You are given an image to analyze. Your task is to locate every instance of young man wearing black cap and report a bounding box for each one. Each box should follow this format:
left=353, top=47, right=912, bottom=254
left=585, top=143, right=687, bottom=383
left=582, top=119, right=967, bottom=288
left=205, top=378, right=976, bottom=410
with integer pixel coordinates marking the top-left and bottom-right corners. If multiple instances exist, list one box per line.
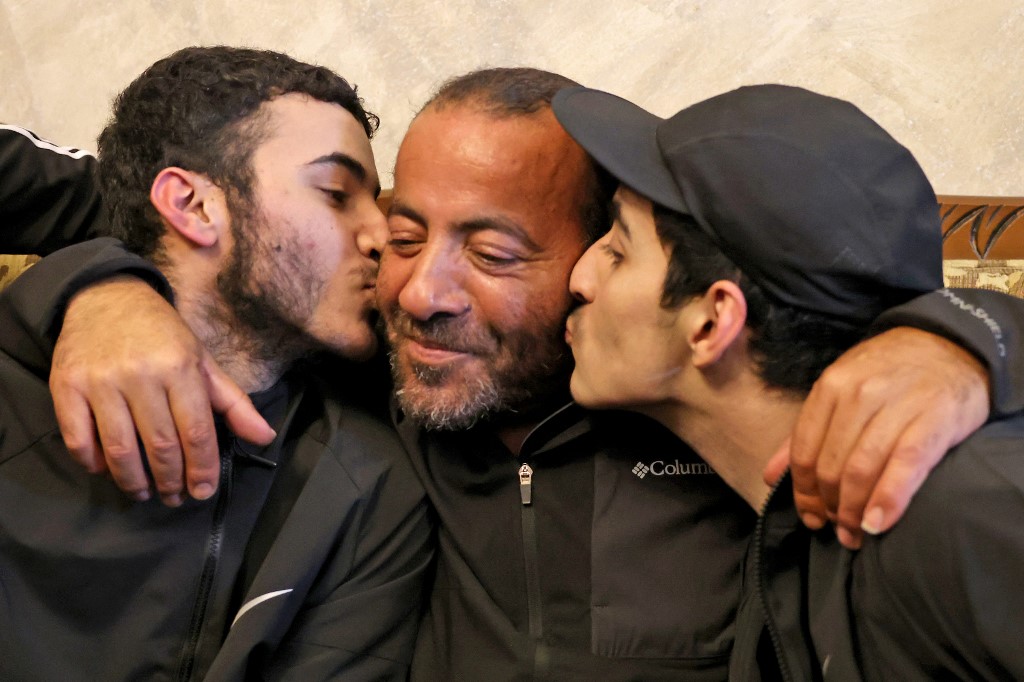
left=557, top=83, right=1024, bottom=680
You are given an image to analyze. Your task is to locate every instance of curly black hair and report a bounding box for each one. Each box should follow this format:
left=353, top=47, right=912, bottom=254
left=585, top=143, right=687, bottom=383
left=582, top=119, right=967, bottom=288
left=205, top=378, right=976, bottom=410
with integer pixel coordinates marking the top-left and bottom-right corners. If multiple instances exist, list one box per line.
left=97, top=45, right=378, bottom=258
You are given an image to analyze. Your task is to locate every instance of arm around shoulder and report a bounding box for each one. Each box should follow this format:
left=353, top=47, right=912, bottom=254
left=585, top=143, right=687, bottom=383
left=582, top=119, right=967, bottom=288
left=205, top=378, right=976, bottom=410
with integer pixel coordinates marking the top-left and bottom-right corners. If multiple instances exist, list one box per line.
left=874, top=288, right=1024, bottom=416
left=0, top=238, right=167, bottom=372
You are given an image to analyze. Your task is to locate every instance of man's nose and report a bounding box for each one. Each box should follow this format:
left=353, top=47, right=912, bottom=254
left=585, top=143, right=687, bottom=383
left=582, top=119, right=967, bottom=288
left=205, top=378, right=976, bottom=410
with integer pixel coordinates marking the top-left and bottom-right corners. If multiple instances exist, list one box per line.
left=357, top=201, right=388, bottom=262
left=397, top=243, right=472, bottom=321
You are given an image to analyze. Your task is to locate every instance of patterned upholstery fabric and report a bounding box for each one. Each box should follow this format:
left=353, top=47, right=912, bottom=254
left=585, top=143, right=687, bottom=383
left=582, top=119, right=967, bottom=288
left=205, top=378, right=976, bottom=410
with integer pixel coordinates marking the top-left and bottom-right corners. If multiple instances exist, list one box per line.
left=0, top=254, right=39, bottom=292
left=943, top=259, right=1024, bottom=298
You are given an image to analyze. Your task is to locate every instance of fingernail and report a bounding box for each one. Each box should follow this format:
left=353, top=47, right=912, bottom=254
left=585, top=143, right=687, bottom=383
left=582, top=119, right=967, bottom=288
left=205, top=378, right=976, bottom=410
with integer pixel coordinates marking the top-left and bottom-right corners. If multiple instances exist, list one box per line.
left=801, top=513, right=825, bottom=530
left=836, top=526, right=862, bottom=550
left=162, top=494, right=183, bottom=508
left=132, top=489, right=151, bottom=502
left=861, top=507, right=885, bottom=535
left=192, top=482, right=215, bottom=500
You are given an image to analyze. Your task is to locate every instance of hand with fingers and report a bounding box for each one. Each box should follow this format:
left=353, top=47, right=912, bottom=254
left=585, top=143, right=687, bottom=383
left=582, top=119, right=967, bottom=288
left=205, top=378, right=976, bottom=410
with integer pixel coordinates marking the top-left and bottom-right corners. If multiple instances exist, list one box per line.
left=765, top=327, right=991, bottom=549
left=51, top=277, right=276, bottom=506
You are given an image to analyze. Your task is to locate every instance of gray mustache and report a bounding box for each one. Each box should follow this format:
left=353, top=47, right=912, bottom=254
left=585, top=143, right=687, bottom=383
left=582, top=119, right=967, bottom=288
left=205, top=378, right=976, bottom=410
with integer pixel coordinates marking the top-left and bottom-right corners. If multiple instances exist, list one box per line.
left=386, top=309, right=498, bottom=356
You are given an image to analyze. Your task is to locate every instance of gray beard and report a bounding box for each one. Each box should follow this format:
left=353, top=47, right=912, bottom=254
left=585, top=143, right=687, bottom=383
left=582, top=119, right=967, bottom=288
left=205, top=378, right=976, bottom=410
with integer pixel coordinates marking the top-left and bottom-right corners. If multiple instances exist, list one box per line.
left=382, top=299, right=574, bottom=433
left=388, top=349, right=513, bottom=431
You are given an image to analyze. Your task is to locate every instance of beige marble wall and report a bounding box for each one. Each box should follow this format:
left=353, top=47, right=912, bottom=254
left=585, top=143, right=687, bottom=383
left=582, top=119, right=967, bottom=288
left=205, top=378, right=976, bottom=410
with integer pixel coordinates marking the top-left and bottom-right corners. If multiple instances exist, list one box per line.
left=2, top=0, right=1021, bottom=194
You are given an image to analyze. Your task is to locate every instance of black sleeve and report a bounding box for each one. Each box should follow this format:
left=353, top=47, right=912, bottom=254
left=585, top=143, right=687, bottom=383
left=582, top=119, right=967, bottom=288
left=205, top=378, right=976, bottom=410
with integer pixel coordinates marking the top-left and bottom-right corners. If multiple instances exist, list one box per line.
left=873, top=288, right=1024, bottom=417
left=0, top=238, right=169, bottom=376
left=856, top=426, right=1024, bottom=679
left=248, top=399, right=435, bottom=681
left=264, top=467, right=434, bottom=681
left=0, top=125, right=107, bottom=254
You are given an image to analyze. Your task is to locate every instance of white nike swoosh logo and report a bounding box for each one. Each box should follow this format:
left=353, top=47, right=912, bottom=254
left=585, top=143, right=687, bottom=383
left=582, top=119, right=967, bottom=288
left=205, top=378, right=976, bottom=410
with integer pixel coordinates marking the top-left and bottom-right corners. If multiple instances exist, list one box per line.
left=231, top=589, right=294, bottom=628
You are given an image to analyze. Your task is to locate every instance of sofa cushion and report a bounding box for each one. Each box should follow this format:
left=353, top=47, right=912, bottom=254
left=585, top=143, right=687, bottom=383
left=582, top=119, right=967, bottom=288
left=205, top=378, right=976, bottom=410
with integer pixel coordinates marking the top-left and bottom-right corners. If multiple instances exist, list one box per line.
left=0, top=254, right=39, bottom=292
left=943, top=259, right=1024, bottom=298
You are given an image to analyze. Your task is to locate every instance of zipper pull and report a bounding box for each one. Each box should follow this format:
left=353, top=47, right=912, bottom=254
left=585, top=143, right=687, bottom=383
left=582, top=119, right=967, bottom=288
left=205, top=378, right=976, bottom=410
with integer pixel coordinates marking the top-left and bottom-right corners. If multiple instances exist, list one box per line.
left=519, top=464, right=534, bottom=506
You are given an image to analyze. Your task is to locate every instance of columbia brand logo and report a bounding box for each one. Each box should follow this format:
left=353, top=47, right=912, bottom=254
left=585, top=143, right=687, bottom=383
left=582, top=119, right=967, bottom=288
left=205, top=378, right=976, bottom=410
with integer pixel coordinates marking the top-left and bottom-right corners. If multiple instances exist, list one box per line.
left=632, top=459, right=717, bottom=478
left=632, top=462, right=650, bottom=479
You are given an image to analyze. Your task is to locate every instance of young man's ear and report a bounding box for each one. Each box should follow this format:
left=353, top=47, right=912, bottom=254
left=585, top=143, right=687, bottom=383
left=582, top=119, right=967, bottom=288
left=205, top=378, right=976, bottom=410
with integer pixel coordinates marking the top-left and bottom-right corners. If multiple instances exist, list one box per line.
left=688, top=280, right=748, bottom=367
left=150, top=168, right=227, bottom=248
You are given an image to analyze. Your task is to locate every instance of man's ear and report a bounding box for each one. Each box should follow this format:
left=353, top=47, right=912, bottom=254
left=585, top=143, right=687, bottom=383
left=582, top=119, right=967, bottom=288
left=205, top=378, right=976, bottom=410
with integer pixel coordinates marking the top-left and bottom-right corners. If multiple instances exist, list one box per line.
left=688, top=280, right=748, bottom=368
left=150, top=167, right=226, bottom=248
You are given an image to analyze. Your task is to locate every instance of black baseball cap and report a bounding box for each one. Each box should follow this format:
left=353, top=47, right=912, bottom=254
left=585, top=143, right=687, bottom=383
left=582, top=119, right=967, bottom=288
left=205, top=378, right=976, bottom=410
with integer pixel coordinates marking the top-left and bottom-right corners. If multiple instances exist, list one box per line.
left=552, top=84, right=943, bottom=326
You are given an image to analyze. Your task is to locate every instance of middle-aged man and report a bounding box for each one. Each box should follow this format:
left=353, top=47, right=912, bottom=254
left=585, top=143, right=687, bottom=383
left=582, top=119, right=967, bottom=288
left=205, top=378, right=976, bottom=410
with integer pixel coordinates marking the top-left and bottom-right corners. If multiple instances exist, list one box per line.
left=0, top=47, right=432, bottom=680
left=8, top=67, right=1024, bottom=680
left=378, top=68, right=1024, bottom=680
left=557, top=83, right=1024, bottom=680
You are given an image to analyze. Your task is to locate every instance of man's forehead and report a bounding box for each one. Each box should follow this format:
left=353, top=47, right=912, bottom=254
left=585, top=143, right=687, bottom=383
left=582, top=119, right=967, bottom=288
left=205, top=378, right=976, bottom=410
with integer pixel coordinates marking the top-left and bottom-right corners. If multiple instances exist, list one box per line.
left=256, top=94, right=378, bottom=184
left=394, top=105, right=589, bottom=211
left=404, top=104, right=581, bottom=162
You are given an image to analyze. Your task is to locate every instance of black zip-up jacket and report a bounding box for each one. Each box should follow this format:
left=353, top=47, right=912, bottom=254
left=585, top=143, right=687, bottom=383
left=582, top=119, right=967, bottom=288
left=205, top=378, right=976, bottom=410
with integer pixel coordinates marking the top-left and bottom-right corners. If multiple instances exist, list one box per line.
left=0, top=240, right=434, bottom=679
left=731, top=413, right=1024, bottom=681
left=397, top=402, right=756, bottom=680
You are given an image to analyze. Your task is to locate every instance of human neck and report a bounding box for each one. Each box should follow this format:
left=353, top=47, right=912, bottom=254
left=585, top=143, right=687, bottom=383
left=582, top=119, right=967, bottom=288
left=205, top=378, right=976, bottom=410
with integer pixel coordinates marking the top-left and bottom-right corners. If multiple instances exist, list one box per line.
left=495, top=389, right=573, bottom=455
left=498, top=422, right=535, bottom=455
left=647, top=372, right=804, bottom=512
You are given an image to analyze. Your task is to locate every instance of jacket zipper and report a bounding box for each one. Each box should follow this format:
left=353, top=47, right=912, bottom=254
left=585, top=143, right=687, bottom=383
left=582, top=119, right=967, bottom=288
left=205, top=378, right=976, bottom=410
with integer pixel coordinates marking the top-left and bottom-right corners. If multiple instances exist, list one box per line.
left=176, top=447, right=234, bottom=681
left=519, top=463, right=534, bottom=505
left=754, top=476, right=794, bottom=682
left=518, top=463, right=546, bottom=671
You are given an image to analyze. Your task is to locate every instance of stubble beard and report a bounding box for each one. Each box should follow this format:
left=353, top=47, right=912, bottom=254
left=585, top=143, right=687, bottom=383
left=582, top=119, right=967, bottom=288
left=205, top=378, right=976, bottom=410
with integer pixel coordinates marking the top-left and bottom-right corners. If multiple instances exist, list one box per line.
left=384, top=307, right=573, bottom=431
left=209, top=196, right=325, bottom=381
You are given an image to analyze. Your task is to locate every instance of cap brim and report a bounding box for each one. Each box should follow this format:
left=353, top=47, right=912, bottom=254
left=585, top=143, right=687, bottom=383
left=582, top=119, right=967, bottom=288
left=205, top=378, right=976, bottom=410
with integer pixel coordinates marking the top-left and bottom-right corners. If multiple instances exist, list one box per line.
left=552, top=87, right=689, bottom=214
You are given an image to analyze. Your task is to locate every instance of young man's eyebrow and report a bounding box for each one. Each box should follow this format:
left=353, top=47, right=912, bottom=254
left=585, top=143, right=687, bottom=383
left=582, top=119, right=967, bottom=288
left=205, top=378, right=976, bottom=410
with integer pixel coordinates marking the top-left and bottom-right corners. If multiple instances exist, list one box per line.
left=610, top=199, right=632, bottom=241
left=306, top=152, right=381, bottom=197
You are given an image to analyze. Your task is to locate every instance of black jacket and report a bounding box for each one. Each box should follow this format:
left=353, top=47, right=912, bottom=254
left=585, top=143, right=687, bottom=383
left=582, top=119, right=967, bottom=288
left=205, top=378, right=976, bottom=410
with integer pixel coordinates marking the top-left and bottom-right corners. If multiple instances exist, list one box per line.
left=398, top=402, right=756, bottom=681
left=728, top=283, right=1024, bottom=682
left=0, top=240, right=434, bottom=680
left=731, top=415, right=1024, bottom=681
